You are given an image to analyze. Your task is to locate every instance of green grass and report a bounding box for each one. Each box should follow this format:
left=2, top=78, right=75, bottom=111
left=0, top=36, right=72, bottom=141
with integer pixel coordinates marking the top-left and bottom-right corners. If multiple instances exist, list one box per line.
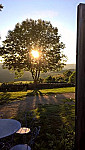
left=0, top=87, right=75, bottom=104
left=12, top=81, right=33, bottom=84
left=0, top=91, right=30, bottom=104
left=40, top=87, right=75, bottom=94
left=13, top=101, right=75, bottom=150
left=0, top=81, right=34, bottom=84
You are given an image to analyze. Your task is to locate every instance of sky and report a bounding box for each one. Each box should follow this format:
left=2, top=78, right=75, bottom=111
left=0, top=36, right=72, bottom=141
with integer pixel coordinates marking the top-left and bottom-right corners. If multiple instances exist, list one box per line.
left=0, top=0, right=85, bottom=64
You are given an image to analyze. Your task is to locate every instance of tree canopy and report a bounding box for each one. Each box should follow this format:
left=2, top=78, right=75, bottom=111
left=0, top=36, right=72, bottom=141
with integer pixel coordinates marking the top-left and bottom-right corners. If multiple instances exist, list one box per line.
left=0, top=4, right=3, bottom=11
left=1, top=19, right=67, bottom=83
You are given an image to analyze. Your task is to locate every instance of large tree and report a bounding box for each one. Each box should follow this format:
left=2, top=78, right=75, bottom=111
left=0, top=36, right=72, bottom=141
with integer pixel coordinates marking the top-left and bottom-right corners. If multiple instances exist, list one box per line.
left=0, top=4, right=3, bottom=11
left=1, top=19, right=67, bottom=83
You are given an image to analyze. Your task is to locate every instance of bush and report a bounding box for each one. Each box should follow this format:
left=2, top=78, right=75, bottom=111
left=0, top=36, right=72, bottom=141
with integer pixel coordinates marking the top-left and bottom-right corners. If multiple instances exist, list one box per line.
left=45, top=76, right=53, bottom=83
left=56, top=76, right=65, bottom=82
left=63, top=70, right=72, bottom=77
left=68, top=71, right=76, bottom=84
left=39, top=78, right=44, bottom=83
left=63, top=70, right=72, bottom=82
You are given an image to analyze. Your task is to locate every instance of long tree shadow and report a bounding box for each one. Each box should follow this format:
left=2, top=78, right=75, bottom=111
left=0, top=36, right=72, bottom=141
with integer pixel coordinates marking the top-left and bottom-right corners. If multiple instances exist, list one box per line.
left=27, top=89, right=43, bottom=96
left=32, top=103, right=75, bottom=150
left=12, top=99, right=75, bottom=150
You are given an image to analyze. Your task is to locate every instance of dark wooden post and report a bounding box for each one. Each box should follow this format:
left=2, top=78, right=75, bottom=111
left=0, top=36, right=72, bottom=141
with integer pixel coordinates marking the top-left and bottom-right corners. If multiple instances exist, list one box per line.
left=76, top=3, right=85, bottom=150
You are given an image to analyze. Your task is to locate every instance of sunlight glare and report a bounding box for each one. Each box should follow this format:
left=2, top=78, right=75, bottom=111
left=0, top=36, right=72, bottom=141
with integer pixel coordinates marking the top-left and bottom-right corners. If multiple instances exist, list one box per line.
left=31, top=50, right=39, bottom=58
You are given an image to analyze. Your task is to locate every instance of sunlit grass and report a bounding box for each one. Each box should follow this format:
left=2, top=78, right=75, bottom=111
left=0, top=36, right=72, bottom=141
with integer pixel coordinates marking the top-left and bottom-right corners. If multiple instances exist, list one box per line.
left=9, top=81, right=33, bottom=84
left=0, top=87, right=75, bottom=104
left=0, top=91, right=29, bottom=104
left=8, top=91, right=29, bottom=99
left=40, top=87, right=75, bottom=94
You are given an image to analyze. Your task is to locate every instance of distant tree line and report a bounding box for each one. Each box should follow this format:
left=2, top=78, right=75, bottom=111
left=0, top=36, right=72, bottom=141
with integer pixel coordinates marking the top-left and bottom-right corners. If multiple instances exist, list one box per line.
left=0, top=70, right=75, bottom=92
left=39, top=70, right=76, bottom=84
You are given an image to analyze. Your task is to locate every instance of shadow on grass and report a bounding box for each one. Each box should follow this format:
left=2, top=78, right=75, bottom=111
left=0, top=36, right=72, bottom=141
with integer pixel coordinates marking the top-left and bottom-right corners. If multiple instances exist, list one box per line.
left=13, top=100, right=75, bottom=150
left=0, top=92, right=11, bottom=105
left=33, top=104, right=75, bottom=150
left=27, top=89, right=43, bottom=96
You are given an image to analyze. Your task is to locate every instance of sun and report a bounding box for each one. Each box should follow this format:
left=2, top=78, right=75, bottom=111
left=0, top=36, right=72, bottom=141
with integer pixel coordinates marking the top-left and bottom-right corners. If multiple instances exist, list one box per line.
left=31, top=50, right=39, bottom=58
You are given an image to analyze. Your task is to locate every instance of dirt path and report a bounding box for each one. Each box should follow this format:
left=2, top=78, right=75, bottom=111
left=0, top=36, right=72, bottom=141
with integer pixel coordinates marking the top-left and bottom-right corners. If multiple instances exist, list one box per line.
left=0, top=93, right=75, bottom=118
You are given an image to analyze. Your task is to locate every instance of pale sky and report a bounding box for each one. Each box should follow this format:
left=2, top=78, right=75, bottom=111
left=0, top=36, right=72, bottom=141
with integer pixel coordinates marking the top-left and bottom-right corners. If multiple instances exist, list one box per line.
left=0, top=0, right=85, bottom=64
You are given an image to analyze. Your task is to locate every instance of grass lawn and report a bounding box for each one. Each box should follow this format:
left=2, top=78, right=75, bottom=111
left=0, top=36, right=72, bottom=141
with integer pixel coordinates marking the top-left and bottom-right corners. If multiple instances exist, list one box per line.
left=12, top=81, right=33, bottom=84
left=40, top=87, right=75, bottom=94
left=13, top=101, right=75, bottom=150
left=0, top=87, right=75, bottom=104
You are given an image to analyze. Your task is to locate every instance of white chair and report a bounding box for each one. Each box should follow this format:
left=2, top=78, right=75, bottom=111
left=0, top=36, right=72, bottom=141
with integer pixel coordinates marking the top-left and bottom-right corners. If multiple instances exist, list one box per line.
left=16, top=113, right=30, bottom=134
left=10, top=126, right=41, bottom=150
left=16, top=112, right=35, bottom=134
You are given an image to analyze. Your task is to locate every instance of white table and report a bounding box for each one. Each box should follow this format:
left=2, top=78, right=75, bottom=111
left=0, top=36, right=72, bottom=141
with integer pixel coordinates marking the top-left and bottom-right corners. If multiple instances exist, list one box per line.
left=0, top=119, right=21, bottom=139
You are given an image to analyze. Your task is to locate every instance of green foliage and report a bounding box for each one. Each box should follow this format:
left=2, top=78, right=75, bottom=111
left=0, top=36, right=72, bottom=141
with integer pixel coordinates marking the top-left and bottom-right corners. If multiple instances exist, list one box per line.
left=1, top=19, right=67, bottom=83
left=63, top=70, right=72, bottom=82
left=56, top=76, right=65, bottom=82
left=0, top=4, right=3, bottom=11
left=45, top=74, right=65, bottom=83
left=69, top=71, right=76, bottom=84
left=52, top=77, right=56, bottom=83
left=63, top=70, right=72, bottom=77
left=45, top=75, right=53, bottom=83
left=44, top=70, right=74, bottom=83
left=38, top=77, right=44, bottom=83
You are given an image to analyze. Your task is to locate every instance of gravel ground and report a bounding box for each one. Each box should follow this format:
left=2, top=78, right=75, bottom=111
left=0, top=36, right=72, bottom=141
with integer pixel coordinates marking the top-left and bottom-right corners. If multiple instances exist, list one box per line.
left=0, top=93, right=75, bottom=118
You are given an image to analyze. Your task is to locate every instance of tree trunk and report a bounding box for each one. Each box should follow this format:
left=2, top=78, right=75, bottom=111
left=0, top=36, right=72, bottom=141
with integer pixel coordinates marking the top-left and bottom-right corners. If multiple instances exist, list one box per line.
left=31, top=68, right=40, bottom=89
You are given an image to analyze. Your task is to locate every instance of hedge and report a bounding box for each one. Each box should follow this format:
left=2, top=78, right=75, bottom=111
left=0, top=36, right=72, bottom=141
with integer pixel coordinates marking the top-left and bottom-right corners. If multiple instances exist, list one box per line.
left=0, top=83, right=75, bottom=92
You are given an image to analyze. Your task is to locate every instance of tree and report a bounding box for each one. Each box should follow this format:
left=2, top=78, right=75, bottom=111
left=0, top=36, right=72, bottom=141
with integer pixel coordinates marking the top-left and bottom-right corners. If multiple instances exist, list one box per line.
left=45, top=76, right=53, bottom=83
left=0, top=4, right=3, bottom=11
left=1, top=19, right=67, bottom=83
left=56, top=76, right=64, bottom=82
left=63, top=70, right=72, bottom=82
left=68, top=71, right=76, bottom=84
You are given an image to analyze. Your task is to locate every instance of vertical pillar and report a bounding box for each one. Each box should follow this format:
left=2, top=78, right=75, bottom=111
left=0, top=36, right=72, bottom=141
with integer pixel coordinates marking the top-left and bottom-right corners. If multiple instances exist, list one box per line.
left=76, top=3, right=85, bottom=150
